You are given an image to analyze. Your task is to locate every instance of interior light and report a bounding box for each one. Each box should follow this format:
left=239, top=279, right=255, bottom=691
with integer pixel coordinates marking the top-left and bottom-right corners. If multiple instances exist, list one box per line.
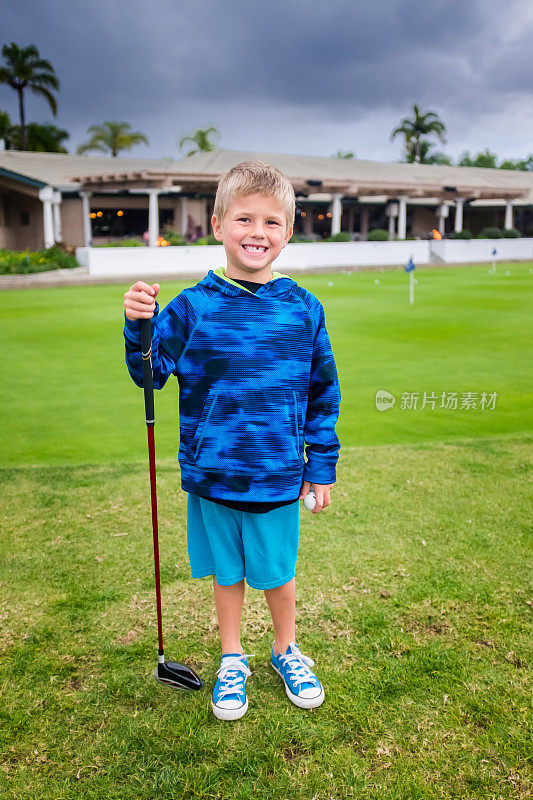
left=96, top=211, right=103, bottom=218
left=117, top=210, right=124, bottom=216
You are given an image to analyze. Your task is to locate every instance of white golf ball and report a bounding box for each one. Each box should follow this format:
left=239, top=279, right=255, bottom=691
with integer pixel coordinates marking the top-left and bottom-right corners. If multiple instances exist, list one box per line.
left=303, top=489, right=316, bottom=511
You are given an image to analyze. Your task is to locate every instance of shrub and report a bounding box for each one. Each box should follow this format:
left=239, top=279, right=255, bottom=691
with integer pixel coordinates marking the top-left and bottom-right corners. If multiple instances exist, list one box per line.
left=160, top=230, right=187, bottom=246
left=502, top=228, right=521, bottom=238
left=449, top=229, right=473, bottom=239
left=323, top=231, right=352, bottom=242
left=95, top=238, right=144, bottom=247
left=367, top=229, right=389, bottom=241
left=479, top=227, right=502, bottom=239
left=193, top=235, right=220, bottom=246
left=289, top=233, right=314, bottom=243
left=0, top=246, right=79, bottom=275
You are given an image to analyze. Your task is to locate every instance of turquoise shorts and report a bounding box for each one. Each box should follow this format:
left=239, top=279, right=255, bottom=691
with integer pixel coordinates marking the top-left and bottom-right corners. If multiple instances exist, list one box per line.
left=186, top=493, right=300, bottom=590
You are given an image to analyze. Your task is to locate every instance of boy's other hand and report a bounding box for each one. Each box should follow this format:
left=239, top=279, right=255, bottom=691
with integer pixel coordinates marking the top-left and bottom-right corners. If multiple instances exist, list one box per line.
left=124, top=281, right=160, bottom=321
left=299, top=481, right=333, bottom=514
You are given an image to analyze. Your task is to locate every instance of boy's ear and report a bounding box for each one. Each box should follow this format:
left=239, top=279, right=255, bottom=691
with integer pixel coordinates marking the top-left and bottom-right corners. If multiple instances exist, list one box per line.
left=283, top=225, right=294, bottom=245
left=211, top=213, right=224, bottom=242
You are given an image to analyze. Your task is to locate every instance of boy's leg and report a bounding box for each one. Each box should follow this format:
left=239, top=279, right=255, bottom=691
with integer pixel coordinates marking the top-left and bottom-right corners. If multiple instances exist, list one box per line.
left=264, top=577, right=296, bottom=655
left=212, top=575, right=245, bottom=654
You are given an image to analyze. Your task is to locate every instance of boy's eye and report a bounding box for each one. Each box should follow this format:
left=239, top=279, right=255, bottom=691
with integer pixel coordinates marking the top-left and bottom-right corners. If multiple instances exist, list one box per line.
left=238, top=217, right=250, bottom=222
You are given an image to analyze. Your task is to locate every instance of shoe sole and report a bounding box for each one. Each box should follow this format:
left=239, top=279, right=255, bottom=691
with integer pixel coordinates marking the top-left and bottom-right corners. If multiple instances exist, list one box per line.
left=270, top=661, right=325, bottom=709
left=211, top=697, right=248, bottom=721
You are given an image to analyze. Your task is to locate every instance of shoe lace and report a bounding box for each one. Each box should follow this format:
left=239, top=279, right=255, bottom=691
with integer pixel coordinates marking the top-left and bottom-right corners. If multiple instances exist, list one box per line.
left=278, top=644, right=316, bottom=687
left=215, top=654, right=254, bottom=699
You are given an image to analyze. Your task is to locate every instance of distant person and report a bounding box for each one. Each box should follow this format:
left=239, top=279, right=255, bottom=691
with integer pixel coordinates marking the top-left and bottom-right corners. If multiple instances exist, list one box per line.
left=123, top=160, right=341, bottom=721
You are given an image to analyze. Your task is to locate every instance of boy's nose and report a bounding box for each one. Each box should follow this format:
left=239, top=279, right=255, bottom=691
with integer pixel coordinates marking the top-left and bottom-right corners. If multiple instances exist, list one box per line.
left=250, top=222, right=267, bottom=238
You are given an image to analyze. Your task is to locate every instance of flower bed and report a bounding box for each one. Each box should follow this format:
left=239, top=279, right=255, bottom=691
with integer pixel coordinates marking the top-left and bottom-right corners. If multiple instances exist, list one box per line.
left=0, top=246, right=79, bottom=275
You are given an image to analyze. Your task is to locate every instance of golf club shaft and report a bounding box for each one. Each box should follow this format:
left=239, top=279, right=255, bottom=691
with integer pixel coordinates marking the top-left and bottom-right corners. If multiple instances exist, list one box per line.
left=141, top=318, right=164, bottom=656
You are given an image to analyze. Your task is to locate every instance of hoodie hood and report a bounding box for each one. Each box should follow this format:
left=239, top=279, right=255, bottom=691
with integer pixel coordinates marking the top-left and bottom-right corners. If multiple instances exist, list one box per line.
left=198, top=266, right=297, bottom=298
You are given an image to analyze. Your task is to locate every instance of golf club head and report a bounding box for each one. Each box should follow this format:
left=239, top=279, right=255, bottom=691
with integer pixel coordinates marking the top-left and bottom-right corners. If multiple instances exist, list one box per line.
left=154, top=660, right=204, bottom=691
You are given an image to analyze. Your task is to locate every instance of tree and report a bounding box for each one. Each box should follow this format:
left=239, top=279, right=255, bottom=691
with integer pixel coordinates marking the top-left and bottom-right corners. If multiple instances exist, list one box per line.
left=391, top=103, right=447, bottom=163
left=499, top=155, right=533, bottom=171
left=403, top=138, right=452, bottom=165
left=0, top=43, right=59, bottom=151
left=178, top=126, right=219, bottom=156
left=0, top=109, right=14, bottom=149
left=9, top=121, right=69, bottom=152
left=458, top=149, right=498, bottom=168
left=77, top=121, right=148, bottom=157
left=333, top=150, right=355, bottom=159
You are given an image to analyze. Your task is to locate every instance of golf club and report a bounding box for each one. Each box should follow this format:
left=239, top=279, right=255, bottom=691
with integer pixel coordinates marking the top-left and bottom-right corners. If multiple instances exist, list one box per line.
left=140, top=317, right=203, bottom=691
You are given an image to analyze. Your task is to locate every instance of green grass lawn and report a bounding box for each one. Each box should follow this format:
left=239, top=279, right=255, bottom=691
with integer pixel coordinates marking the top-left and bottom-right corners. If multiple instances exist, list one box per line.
left=1, top=262, right=531, bottom=465
left=1, top=263, right=532, bottom=799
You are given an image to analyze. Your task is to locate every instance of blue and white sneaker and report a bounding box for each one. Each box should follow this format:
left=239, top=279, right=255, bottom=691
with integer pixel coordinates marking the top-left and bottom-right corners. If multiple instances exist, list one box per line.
left=270, top=641, right=325, bottom=709
left=211, top=652, right=254, bottom=721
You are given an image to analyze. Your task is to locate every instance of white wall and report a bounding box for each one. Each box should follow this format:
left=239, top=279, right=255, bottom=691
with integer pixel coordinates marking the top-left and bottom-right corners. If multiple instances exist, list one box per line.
left=77, top=238, right=533, bottom=278
left=430, top=238, right=533, bottom=263
left=276, top=240, right=430, bottom=269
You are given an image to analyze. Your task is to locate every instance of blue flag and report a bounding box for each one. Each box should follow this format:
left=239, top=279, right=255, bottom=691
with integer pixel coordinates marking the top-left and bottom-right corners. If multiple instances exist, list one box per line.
left=405, top=257, right=416, bottom=272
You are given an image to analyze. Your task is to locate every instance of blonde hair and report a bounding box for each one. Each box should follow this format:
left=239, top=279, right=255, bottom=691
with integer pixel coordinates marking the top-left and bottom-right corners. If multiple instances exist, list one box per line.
left=213, top=160, right=295, bottom=233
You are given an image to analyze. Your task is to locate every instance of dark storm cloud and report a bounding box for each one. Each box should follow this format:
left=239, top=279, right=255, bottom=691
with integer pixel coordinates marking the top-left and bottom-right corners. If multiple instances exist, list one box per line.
left=1, top=0, right=532, bottom=156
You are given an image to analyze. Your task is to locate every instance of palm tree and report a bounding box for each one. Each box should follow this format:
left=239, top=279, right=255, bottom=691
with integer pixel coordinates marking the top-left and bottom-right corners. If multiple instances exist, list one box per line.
left=10, top=122, right=69, bottom=153
left=404, top=138, right=451, bottom=165
left=77, top=121, right=148, bottom=157
left=0, top=43, right=59, bottom=151
left=178, top=126, right=219, bottom=156
left=391, top=103, right=446, bottom=163
left=0, top=110, right=13, bottom=149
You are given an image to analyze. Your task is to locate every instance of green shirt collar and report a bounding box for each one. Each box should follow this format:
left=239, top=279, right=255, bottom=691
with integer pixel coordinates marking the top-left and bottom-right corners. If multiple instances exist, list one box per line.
left=214, top=265, right=290, bottom=291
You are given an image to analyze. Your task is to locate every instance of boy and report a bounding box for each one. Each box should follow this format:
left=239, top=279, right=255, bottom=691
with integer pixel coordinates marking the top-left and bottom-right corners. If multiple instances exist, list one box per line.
left=123, top=161, right=341, bottom=721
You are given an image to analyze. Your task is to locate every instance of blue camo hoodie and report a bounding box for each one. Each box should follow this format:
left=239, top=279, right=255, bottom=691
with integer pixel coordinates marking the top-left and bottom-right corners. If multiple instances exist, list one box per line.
left=124, top=266, right=341, bottom=503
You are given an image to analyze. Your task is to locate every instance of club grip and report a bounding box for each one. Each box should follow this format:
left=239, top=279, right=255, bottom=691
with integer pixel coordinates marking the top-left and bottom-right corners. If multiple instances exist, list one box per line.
left=140, top=318, right=155, bottom=425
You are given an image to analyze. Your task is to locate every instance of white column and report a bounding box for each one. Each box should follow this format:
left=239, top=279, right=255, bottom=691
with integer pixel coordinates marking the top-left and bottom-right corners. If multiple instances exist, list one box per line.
left=180, top=197, right=188, bottom=236
left=504, top=201, right=513, bottom=230
left=148, top=189, right=161, bottom=247
left=386, top=202, right=398, bottom=239
left=39, top=187, right=55, bottom=249
left=438, top=203, right=449, bottom=235
left=331, top=193, right=343, bottom=236
left=454, top=198, right=464, bottom=232
left=397, top=195, right=407, bottom=240
left=80, top=191, right=92, bottom=247
left=52, top=191, right=62, bottom=243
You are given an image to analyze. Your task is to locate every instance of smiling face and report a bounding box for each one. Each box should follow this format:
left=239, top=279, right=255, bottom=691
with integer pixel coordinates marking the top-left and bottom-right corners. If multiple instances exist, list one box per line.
left=211, top=193, right=293, bottom=283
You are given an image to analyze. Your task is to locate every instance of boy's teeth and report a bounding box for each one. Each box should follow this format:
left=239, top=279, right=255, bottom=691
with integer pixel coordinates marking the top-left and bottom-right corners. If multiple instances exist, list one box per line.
left=243, top=245, right=266, bottom=252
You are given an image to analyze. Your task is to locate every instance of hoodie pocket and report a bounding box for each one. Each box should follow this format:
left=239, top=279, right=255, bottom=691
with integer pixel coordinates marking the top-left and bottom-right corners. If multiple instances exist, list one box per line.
left=193, top=387, right=303, bottom=473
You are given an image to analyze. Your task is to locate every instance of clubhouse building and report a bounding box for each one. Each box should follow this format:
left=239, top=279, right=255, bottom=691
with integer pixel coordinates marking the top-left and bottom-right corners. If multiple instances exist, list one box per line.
left=1, top=148, right=533, bottom=250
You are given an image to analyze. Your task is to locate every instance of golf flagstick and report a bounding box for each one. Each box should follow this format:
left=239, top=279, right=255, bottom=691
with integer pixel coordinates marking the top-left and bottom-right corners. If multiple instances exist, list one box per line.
left=140, top=318, right=203, bottom=691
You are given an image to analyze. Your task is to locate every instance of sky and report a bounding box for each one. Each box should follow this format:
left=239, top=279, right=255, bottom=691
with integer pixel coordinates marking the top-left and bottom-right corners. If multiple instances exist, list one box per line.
left=2, top=0, right=533, bottom=164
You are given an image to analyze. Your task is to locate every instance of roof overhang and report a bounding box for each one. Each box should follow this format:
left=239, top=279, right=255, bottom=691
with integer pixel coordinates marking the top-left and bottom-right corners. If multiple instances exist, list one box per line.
left=71, top=168, right=531, bottom=204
